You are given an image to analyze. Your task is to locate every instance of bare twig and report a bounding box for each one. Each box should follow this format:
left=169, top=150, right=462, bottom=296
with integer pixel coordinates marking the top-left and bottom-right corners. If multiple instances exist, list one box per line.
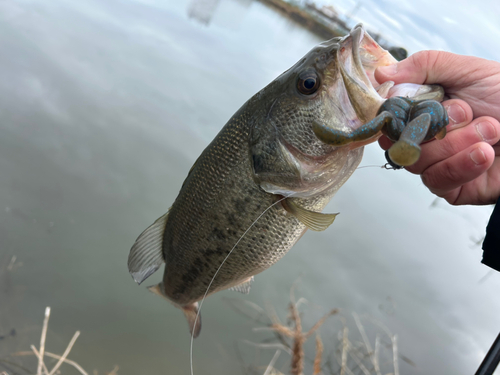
left=263, top=350, right=281, bottom=375
left=267, top=303, right=284, bottom=328
left=367, top=316, right=400, bottom=375
left=353, top=313, right=382, bottom=375
left=289, top=303, right=305, bottom=375
left=31, top=345, right=50, bottom=375
left=295, top=298, right=308, bottom=311
left=48, top=331, right=81, bottom=375
left=347, top=347, right=371, bottom=375
left=107, top=365, right=119, bottom=375
left=392, top=335, right=399, bottom=375
left=373, top=335, right=381, bottom=375
left=313, top=333, right=323, bottom=375
left=241, top=340, right=293, bottom=356
left=37, top=307, right=51, bottom=375
left=223, top=297, right=268, bottom=324
left=11, top=308, right=115, bottom=375
left=13, top=351, right=89, bottom=375
left=340, top=327, right=348, bottom=375
left=305, top=309, right=338, bottom=339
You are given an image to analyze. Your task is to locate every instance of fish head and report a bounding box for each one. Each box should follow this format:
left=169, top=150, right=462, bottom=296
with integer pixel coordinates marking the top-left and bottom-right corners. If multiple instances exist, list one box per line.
left=250, top=24, right=440, bottom=198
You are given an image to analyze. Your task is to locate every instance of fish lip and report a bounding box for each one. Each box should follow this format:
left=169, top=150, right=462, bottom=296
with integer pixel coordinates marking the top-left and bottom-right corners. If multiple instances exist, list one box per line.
left=330, top=24, right=386, bottom=130
left=350, top=25, right=370, bottom=82
left=340, top=23, right=378, bottom=94
left=347, top=24, right=387, bottom=81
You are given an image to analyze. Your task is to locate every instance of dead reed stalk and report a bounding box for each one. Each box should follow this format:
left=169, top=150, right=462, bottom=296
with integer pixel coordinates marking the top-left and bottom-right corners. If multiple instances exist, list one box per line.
left=8, top=307, right=118, bottom=375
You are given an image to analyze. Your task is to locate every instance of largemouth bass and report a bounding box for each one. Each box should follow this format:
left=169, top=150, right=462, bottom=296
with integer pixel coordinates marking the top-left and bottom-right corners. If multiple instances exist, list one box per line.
left=128, top=25, right=444, bottom=337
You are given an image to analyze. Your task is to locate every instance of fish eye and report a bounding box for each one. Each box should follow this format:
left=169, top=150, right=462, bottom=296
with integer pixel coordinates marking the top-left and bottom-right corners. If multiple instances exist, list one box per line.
left=297, top=70, right=320, bottom=95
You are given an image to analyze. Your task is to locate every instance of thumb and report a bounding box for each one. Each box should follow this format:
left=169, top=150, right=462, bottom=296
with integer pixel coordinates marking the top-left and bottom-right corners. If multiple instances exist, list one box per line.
left=375, top=50, right=465, bottom=86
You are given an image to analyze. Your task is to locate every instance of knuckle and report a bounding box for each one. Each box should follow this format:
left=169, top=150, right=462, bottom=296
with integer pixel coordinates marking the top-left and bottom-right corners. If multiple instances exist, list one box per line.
left=412, top=50, right=452, bottom=83
left=440, top=137, right=463, bottom=158
left=422, top=160, right=460, bottom=190
left=412, top=50, right=436, bottom=72
left=440, top=160, right=462, bottom=184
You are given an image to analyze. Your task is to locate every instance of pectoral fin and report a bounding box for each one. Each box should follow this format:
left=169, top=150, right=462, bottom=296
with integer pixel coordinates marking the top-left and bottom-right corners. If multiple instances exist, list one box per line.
left=228, top=276, right=254, bottom=294
left=282, top=199, right=338, bottom=232
left=128, top=211, right=169, bottom=284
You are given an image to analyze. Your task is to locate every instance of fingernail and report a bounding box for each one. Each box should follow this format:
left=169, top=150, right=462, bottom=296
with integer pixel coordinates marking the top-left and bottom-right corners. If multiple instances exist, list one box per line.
left=476, top=121, right=497, bottom=142
left=377, top=64, right=398, bottom=76
left=470, top=147, right=486, bottom=165
left=445, top=104, right=466, bottom=128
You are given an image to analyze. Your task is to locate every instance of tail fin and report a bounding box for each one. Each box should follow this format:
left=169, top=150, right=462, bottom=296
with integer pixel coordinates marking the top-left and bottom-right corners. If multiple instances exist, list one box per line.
left=147, top=283, right=202, bottom=338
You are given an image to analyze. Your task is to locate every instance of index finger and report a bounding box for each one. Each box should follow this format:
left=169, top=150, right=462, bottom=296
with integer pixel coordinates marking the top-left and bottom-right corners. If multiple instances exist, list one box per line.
left=374, top=50, right=491, bottom=88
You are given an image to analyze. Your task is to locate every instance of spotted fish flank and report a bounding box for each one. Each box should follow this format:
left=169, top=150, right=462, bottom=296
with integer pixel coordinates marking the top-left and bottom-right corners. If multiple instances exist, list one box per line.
left=128, top=24, right=447, bottom=338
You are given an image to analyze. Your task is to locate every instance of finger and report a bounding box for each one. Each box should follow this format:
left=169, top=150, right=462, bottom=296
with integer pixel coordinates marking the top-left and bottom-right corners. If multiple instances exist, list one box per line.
left=453, top=157, right=500, bottom=205
left=378, top=135, right=392, bottom=150
left=406, top=116, right=500, bottom=174
left=441, top=99, right=472, bottom=130
left=420, top=142, right=495, bottom=203
left=494, top=141, right=500, bottom=156
left=374, top=50, right=483, bottom=87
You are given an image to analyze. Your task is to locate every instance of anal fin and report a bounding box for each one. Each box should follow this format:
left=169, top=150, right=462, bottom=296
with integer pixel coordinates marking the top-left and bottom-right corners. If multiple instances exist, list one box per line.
left=128, top=211, right=169, bottom=284
left=228, top=276, right=254, bottom=294
left=282, top=199, right=338, bottom=232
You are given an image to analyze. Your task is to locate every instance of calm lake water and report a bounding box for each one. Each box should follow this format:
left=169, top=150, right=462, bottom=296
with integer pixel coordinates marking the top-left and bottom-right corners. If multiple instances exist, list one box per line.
left=0, top=0, right=499, bottom=374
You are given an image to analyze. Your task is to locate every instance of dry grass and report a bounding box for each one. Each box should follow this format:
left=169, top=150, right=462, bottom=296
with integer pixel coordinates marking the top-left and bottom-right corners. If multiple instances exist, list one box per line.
left=228, top=286, right=407, bottom=375
left=6, top=306, right=118, bottom=375
left=1, top=255, right=118, bottom=375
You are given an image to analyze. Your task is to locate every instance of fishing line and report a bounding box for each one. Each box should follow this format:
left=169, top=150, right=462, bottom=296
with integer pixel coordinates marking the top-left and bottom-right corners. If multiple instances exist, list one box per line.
left=356, top=164, right=400, bottom=170
left=190, top=193, right=295, bottom=375
left=356, top=164, right=385, bottom=169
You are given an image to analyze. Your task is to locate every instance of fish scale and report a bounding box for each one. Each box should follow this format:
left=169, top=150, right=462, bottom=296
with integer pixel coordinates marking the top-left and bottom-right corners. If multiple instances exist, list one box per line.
left=127, top=24, right=445, bottom=338
left=163, top=109, right=312, bottom=305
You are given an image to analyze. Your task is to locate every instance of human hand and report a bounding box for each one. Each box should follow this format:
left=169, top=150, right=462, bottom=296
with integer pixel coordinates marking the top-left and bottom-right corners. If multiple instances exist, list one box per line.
left=376, top=51, right=500, bottom=205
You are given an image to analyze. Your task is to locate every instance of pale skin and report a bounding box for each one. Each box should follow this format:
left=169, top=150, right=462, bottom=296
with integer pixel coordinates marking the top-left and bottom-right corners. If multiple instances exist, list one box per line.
left=375, top=51, right=500, bottom=205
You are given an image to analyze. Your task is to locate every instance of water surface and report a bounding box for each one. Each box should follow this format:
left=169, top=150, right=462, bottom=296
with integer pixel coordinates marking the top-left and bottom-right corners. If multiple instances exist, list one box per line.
left=0, top=0, right=499, bottom=374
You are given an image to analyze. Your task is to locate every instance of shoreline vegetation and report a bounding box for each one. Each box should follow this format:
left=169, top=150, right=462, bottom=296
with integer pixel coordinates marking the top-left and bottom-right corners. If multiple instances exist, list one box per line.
left=1, top=254, right=408, bottom=374
left=1, top=306, right=118, bottom=375
left=0, top=256, right=117, bottom=375
left=256, top=0, right=408, bottom=60
left=225, top=284, right=410, bottom=375
left=257, top=0, right=348, bottom=40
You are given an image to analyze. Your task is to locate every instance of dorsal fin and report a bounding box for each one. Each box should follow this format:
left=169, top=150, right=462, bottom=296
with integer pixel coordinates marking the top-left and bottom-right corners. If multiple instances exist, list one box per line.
left=128, top=211, right=169, bottom=284
left=228, top=276, right=254, bottom=294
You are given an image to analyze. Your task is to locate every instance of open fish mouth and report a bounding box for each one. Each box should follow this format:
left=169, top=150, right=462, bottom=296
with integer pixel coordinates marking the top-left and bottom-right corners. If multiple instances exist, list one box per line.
left=331, top=24, right=443, bottom=132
